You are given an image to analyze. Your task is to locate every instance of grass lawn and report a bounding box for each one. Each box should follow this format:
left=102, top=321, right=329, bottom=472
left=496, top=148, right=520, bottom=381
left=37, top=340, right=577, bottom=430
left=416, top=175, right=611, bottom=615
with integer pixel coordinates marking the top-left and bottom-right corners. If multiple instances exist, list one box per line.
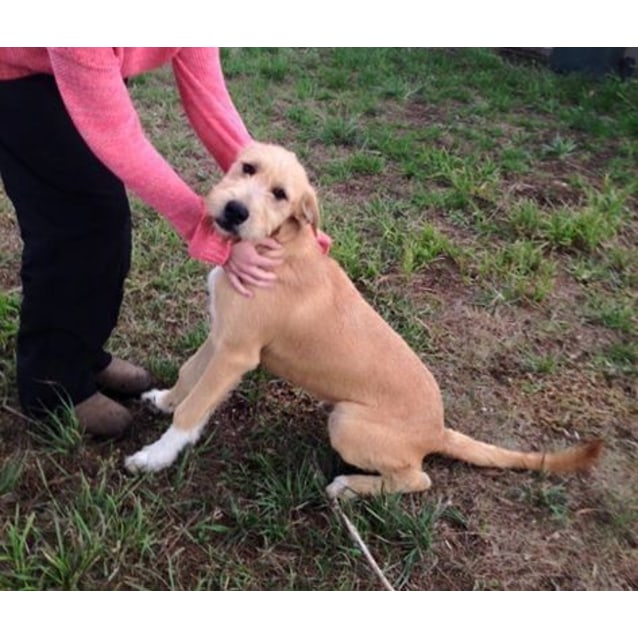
left=0, top=48, right=636, bottom=590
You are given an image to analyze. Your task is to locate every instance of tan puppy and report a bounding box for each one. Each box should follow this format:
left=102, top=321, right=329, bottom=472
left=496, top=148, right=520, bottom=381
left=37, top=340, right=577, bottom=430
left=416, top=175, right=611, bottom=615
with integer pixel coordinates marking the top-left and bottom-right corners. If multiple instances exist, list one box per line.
left=125, top=143, right=602, bottom=498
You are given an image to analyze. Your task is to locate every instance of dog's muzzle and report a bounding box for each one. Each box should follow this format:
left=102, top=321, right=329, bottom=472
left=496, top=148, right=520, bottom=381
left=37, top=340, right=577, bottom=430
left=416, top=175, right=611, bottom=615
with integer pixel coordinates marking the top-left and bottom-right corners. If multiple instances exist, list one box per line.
left=217, top=200, right=249, bottom=234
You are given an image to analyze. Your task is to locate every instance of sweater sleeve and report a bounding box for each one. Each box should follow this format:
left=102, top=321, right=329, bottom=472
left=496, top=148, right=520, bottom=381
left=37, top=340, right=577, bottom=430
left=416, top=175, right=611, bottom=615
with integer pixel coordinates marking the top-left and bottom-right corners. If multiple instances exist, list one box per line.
left=46, top=47, right=231, bottom=264
left=171, top=48, right=252, bottom=172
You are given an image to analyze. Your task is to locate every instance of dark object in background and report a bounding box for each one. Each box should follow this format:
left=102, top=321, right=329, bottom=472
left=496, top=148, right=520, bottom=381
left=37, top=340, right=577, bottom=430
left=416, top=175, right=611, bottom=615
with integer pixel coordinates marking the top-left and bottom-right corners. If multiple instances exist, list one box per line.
left=549, top=48, right=634, bottom=79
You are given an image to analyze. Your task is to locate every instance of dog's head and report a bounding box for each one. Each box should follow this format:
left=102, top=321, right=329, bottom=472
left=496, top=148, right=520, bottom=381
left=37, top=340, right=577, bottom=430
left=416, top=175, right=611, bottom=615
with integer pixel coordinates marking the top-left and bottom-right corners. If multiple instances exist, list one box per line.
left=207, top=143, right=319, bottom=242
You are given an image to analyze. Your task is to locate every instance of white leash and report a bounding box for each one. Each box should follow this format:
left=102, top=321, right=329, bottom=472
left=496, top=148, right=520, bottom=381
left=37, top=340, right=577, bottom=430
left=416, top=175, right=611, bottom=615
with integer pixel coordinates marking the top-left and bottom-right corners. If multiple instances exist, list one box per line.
left=330, top=497, right=396, bottom=591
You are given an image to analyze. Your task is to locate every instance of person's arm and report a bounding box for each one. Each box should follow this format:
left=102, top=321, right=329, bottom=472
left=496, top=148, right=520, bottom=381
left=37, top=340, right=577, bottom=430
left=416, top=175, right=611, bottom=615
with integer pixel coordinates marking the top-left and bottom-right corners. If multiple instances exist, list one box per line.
left=171, top=48, right=252, bottom=173
left=47, top=47, right=231, bottom=264
left=172, top=49, right=334, bottom=262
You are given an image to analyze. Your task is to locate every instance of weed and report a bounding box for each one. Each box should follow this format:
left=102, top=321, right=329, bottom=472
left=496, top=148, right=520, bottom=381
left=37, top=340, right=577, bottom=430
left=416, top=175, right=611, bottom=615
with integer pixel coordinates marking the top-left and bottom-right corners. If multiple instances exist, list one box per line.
left=509, top=199, right=544, bottom=238
left=252, top=453, right=324, bottom=512
left=0, top=464, right=162, bottom=589
left=28, top=398, right=82, bottom=455
left=176, top=321, right=209, bottom=354
left=38, top=513, right=104, bottom=589
left=340, top=495, right=467, bottom=588
left=523, top=352, right=560, bottom=375
left=545, top=204, right=621, bottom=253
left=584, top=295, right=636, bottom=334
left=603, top=247, right=637, bottom=287
left=327, top=220, right=383, bottom=283
left=595, top=341, right=637, bottom=378
left=599, top=495, right=638, bottom=545
left=0, top=452, right=25, bottom=496
left=400, top=224, right=458, bottom=275
left=372, top=289, right=433, bottom=355
left=258, top=54, right=289, bottom=83
left=500, top=146, right=533, bottom=174
left=478, top=240, right=556, bottom=304
left=147, top=356, right=180, bottom=386
left=0, top=291, right=19, bottom=349
left=0, top=508, right=38, bottom=589
left=318, top=112, right=366, bottom=147
left=328, top=151, right=386, bottom=182
left=541, top=134, right=578, bottom=159
left=520, top=481, right=570, bottom=522
left=504, top=181, right=629, bottom=254
left=286, top=104, right=316, bottom=130
left=562, top=106, right=610, bottom=137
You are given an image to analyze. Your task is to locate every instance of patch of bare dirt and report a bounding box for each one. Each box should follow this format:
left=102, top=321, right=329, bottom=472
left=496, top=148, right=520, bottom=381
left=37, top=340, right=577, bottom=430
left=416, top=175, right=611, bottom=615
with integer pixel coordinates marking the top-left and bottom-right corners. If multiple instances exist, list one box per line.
left=505, top=174, right=586, bottom=209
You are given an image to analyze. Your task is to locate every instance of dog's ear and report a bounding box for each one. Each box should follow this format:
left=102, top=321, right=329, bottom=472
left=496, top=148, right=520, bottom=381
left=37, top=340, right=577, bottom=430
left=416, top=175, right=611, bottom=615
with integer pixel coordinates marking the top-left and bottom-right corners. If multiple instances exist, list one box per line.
left=297, top=188, right=320, bottom=232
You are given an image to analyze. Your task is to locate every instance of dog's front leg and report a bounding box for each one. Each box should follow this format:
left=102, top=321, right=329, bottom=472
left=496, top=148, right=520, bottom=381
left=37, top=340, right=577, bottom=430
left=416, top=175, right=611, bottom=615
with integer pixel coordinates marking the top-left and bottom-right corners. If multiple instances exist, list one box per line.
left=125, top=347, right=259, bottom=473
left=142, top=334, right=216, bottom=415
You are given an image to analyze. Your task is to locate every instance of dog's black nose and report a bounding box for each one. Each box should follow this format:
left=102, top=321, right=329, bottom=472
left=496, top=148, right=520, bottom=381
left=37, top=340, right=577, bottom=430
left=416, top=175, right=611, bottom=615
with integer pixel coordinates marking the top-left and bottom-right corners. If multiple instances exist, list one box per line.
left=222, top=200, right=249, bottom=228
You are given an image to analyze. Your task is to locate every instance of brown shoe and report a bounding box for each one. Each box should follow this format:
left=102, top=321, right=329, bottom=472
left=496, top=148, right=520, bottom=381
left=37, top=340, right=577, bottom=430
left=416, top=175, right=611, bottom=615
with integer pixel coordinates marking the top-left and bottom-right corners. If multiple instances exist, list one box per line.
left=96, top=357, right=152, bottom=397
left=75, top=392, right=133, bottom=438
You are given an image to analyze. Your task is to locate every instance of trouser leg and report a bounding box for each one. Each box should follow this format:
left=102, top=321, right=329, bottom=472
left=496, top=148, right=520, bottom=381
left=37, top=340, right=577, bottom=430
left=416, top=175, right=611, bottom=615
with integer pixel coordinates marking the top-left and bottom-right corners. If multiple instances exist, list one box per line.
left=0, top=74, right=132, bottom=413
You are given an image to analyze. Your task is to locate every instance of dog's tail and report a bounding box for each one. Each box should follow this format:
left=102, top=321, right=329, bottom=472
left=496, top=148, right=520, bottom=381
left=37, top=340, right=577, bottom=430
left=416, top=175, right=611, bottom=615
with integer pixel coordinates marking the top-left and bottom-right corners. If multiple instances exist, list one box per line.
left=438, top=428, right=603, bottom=474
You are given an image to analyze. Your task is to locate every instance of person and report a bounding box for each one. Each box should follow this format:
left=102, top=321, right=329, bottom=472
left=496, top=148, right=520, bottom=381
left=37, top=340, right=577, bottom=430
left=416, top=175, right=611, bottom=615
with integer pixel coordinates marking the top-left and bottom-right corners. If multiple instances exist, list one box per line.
left=0, top=47, right=286, bottom=437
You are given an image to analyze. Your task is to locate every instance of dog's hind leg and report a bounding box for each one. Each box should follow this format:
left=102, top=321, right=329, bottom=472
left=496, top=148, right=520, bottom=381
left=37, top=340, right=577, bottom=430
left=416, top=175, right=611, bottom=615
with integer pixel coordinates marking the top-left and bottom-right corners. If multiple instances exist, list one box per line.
left=126, top=346, right=259, bottom=473
left=326, top=468, right=432, bottom=500
left=326, top=403, right=432, bottom=499
left=142, top=335, right=216, bottom=415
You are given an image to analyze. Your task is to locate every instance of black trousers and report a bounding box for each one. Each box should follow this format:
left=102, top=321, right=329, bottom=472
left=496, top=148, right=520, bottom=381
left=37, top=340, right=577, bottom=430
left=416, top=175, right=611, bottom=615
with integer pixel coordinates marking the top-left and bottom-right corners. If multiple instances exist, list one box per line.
left=0, top=74, right=132, bottom=413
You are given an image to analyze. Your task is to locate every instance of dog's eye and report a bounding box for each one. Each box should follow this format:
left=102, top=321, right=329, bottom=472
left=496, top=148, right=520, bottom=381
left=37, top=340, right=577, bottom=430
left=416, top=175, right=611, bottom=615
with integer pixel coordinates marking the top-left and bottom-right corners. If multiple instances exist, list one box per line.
left=272, top=187, right=287, bottom=201
left=242, top=163, right=256, bottom=176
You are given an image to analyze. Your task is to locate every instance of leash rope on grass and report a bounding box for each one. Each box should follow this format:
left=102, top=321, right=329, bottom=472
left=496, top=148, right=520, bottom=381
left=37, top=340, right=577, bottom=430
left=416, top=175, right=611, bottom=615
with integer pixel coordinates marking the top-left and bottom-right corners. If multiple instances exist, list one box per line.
left=330, top=497, right=395, bottom=592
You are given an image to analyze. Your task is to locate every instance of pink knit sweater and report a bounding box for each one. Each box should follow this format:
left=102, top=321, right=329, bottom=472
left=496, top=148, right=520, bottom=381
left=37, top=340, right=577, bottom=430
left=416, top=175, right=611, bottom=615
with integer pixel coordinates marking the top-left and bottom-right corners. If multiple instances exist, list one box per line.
left=0, top=47, right=252, bottom=264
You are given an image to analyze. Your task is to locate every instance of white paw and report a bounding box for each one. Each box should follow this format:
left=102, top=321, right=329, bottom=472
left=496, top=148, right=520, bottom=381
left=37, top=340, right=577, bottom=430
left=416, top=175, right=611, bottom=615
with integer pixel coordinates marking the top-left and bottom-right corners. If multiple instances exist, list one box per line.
left=124, top=426, right=195, bottom=474
left=141, top=388, right=174, bottom=414
left=326, top=475, right=357, bottom=501
left=125, top=447, right=165, bottom=474
left=125, top=442, right=177, bottom=473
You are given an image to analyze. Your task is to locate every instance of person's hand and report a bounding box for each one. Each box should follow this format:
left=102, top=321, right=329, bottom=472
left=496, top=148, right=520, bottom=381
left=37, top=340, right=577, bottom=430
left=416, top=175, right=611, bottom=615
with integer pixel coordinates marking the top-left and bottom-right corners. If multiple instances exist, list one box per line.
left=224, top=238, right=284, bottom=297
left=316, top=230, right=332, bottom=254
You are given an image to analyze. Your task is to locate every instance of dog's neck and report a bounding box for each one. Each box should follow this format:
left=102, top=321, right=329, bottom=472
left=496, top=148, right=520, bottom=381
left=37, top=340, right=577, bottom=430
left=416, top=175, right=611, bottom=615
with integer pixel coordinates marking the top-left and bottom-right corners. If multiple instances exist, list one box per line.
left=271, top=217, right=318, bottom=257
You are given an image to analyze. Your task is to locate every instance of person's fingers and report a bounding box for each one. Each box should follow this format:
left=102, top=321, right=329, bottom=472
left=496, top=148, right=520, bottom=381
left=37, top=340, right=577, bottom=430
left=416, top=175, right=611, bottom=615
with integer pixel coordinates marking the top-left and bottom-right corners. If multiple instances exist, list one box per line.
left=240, top=265, right=278, bottom=284
left=244, top=277, right=276, bottom=288
left=255, top=239, right=285, bottom=260
left=256, top=237, right=283, bottom=251
left=225, top=238, right=285, bottom=295
left=244, top=264, right=277, bottom=281
left=247, top=254, right=283, bottom=271
left=227, top=261, right=278, bottom=285
left=226, top=271, right=253, bottom=297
